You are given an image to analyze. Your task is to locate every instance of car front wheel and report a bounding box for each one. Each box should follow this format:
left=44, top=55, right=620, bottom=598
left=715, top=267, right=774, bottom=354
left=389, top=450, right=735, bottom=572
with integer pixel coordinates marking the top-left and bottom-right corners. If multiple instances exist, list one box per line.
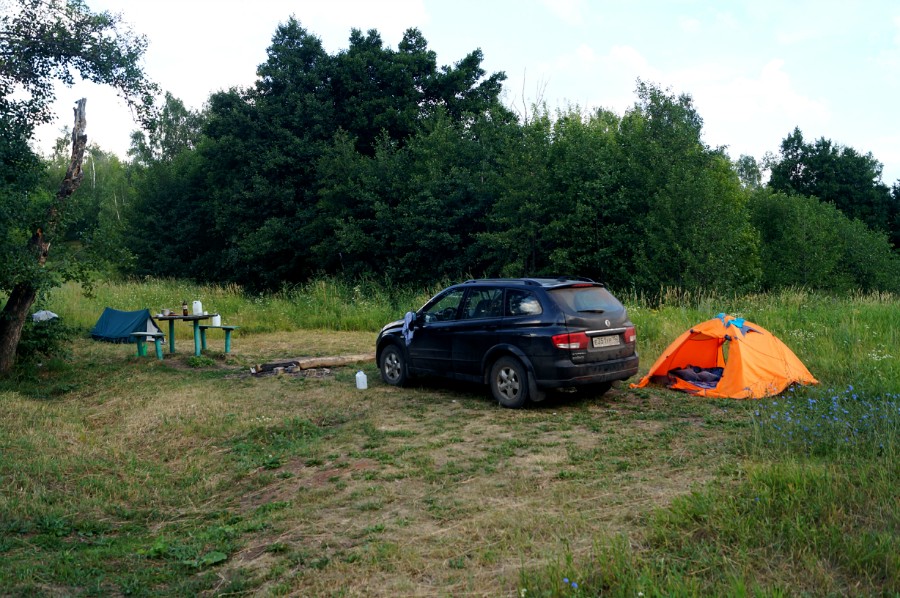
left=380, top=344, right=408, bottom=386
left=490, top=356, right=530, bottom=408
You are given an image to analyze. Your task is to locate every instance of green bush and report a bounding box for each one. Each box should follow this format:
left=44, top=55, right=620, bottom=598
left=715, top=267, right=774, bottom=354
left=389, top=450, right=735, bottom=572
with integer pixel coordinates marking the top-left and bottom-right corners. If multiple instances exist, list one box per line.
left=16, top=316, right=76, bottom=362
left=750, top=189, right=900, bottom=292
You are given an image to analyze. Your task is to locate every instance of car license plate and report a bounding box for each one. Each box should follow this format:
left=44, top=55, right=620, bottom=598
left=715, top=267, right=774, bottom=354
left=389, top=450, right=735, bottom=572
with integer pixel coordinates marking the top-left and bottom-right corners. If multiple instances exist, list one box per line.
left=592, top=335, right=620, bottom=348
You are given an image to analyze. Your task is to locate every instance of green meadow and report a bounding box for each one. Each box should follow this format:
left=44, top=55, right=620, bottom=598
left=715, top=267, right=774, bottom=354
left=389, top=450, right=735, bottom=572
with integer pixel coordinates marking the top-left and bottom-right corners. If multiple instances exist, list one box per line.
left=1, top=279, right=898, bottom=596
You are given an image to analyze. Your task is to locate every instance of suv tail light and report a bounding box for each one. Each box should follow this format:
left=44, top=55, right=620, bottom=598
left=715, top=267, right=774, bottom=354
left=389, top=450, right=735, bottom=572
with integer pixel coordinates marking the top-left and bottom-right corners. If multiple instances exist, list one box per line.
left=552, top=332, right=589, bottom=350
left=625, top=326, right=636, bottom=343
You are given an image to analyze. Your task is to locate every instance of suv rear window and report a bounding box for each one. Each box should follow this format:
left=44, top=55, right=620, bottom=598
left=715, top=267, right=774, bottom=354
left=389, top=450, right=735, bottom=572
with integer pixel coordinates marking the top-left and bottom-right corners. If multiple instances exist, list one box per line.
left=549, top=286, right=623, bottom=314
left=506, top=289, right=542, bottom=316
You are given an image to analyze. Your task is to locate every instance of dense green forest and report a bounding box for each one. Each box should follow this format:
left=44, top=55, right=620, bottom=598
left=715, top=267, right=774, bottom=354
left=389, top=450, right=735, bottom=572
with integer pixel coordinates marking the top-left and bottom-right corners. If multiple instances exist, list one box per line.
left=9, top=18, right=900, bottom=296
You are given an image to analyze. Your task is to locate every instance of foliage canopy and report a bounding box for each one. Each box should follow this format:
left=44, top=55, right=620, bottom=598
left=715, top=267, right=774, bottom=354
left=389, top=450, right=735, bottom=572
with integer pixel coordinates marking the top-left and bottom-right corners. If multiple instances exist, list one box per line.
left=767, top=127, right=899, bottom=247
left=0, top=0, right=156, bottom=370
left=8, top=14, right=898, bottom=302
left=0, top=0, right=157, bottom=296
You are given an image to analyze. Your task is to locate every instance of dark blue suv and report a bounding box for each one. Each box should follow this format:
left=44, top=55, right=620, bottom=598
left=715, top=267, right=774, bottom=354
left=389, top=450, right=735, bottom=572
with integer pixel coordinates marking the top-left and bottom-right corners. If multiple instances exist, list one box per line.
left=375, top=278, right=639, bottom=408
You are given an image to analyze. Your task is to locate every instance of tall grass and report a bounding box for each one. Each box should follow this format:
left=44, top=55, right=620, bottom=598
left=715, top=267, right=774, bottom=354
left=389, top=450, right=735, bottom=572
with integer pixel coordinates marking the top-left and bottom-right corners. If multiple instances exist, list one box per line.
left=750, top=384, right=900, bottom=459
left=33, top=278, right=900, bottom=394
left=29, top=277, right=900, bottom=396
left=40, top=276, right=441, bottom=337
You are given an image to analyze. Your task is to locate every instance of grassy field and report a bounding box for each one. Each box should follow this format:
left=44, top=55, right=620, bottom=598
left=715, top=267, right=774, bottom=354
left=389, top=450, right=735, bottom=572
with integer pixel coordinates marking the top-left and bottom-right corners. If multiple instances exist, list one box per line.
left=1, top=279, right=898, bottom=596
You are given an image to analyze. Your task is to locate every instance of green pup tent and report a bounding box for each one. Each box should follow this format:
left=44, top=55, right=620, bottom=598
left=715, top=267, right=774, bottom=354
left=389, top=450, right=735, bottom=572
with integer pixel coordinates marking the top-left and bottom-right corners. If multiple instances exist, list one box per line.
left=91, top=308, right=162, bottom=343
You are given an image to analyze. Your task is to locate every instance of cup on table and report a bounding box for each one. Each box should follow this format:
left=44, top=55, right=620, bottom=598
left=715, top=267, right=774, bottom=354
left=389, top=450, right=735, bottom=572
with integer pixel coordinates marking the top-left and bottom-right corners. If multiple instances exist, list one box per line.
left=162, top=309, right=171, bottom=316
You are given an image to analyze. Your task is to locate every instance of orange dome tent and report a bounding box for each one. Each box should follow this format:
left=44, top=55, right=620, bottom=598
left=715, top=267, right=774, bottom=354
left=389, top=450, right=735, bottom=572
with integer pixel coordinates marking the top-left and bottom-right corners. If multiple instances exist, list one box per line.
left=632, top=314, right=818, bottom=399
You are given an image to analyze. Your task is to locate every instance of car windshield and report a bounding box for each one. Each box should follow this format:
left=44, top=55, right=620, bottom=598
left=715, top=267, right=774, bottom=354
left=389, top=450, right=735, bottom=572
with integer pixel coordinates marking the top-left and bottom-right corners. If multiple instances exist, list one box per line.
left=549, top=286, right=623, bottom=313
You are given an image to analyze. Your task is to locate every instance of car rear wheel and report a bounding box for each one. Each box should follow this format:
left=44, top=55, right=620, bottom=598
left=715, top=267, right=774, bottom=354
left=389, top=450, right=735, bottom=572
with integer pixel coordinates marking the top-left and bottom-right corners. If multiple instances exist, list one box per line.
left=380, top=344, right=408, bottom=386
left=490, top=356, right=530, bottom=408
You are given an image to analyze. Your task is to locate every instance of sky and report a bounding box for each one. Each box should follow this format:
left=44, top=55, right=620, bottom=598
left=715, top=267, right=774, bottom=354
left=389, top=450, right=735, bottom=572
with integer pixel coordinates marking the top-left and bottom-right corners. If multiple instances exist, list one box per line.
left=34, top=0, right=900, bottom=184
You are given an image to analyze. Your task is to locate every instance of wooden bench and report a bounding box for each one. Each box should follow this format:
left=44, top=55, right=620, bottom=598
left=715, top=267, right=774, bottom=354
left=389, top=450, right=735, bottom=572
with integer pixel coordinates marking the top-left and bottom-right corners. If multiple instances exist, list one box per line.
left=132, top=332, right=165, bottom=360
left=197, top=325, right=239, bottom=353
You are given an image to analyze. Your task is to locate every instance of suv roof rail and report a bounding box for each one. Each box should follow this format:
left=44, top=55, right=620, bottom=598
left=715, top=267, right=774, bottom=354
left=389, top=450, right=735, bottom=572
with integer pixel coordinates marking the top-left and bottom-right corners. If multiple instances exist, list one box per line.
left=461, top=277, right=600, bottom=287
left=462, top=278, right=539, bottom=285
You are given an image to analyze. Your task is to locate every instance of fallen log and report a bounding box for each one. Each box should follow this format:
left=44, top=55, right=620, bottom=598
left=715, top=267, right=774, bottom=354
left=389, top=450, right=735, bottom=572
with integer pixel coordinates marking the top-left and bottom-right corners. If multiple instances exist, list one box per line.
left=294, top=353, right=375, bottom=369
left=251, top=353, right=376, bottom=375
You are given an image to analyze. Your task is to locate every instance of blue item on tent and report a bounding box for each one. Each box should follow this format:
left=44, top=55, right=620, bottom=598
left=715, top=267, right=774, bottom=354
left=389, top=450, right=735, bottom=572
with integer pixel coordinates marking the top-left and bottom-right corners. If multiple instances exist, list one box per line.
left=715, top=313, right=757, bottom=336
left=91, top=308, right=162, bottom=344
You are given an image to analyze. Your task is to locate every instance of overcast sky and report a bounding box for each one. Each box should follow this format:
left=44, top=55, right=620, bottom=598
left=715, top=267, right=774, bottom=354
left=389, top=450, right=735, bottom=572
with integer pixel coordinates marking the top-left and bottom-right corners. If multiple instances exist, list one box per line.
left=35, top=0, right=900, bottom=184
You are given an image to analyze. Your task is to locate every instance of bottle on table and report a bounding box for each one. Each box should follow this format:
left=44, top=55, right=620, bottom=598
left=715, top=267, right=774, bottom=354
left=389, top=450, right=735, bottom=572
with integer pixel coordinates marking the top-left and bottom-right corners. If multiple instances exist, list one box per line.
left=182, top=300, right=188, bottom=316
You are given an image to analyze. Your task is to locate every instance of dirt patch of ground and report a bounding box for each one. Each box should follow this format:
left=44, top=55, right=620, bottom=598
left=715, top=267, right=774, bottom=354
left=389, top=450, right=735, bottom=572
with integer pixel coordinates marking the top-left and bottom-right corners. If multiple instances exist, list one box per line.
left=213, top=374, right=744, bottom=596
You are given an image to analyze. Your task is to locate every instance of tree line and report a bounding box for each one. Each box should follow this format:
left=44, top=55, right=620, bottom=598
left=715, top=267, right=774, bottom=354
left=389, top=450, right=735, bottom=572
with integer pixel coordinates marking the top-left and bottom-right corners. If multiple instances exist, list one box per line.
left=114, top=18, right=899, bottom=295
left=5, top=7, right=900, bottom=349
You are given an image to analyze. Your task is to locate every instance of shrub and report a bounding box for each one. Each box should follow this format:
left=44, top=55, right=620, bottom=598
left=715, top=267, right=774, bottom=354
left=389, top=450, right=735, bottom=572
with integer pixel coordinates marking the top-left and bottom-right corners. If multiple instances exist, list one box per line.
left=749, top=189, right=900, bottom=292
left=16, top=317, right=76, bottom=362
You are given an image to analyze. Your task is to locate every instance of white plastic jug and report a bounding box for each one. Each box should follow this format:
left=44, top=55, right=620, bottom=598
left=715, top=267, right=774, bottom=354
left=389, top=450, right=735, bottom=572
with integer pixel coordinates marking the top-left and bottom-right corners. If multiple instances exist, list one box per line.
left=192, top=300, right=203, bottom=315
left=355, top=370, right=368, bottom=390
left=211, top=314, right=221, bottom=326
